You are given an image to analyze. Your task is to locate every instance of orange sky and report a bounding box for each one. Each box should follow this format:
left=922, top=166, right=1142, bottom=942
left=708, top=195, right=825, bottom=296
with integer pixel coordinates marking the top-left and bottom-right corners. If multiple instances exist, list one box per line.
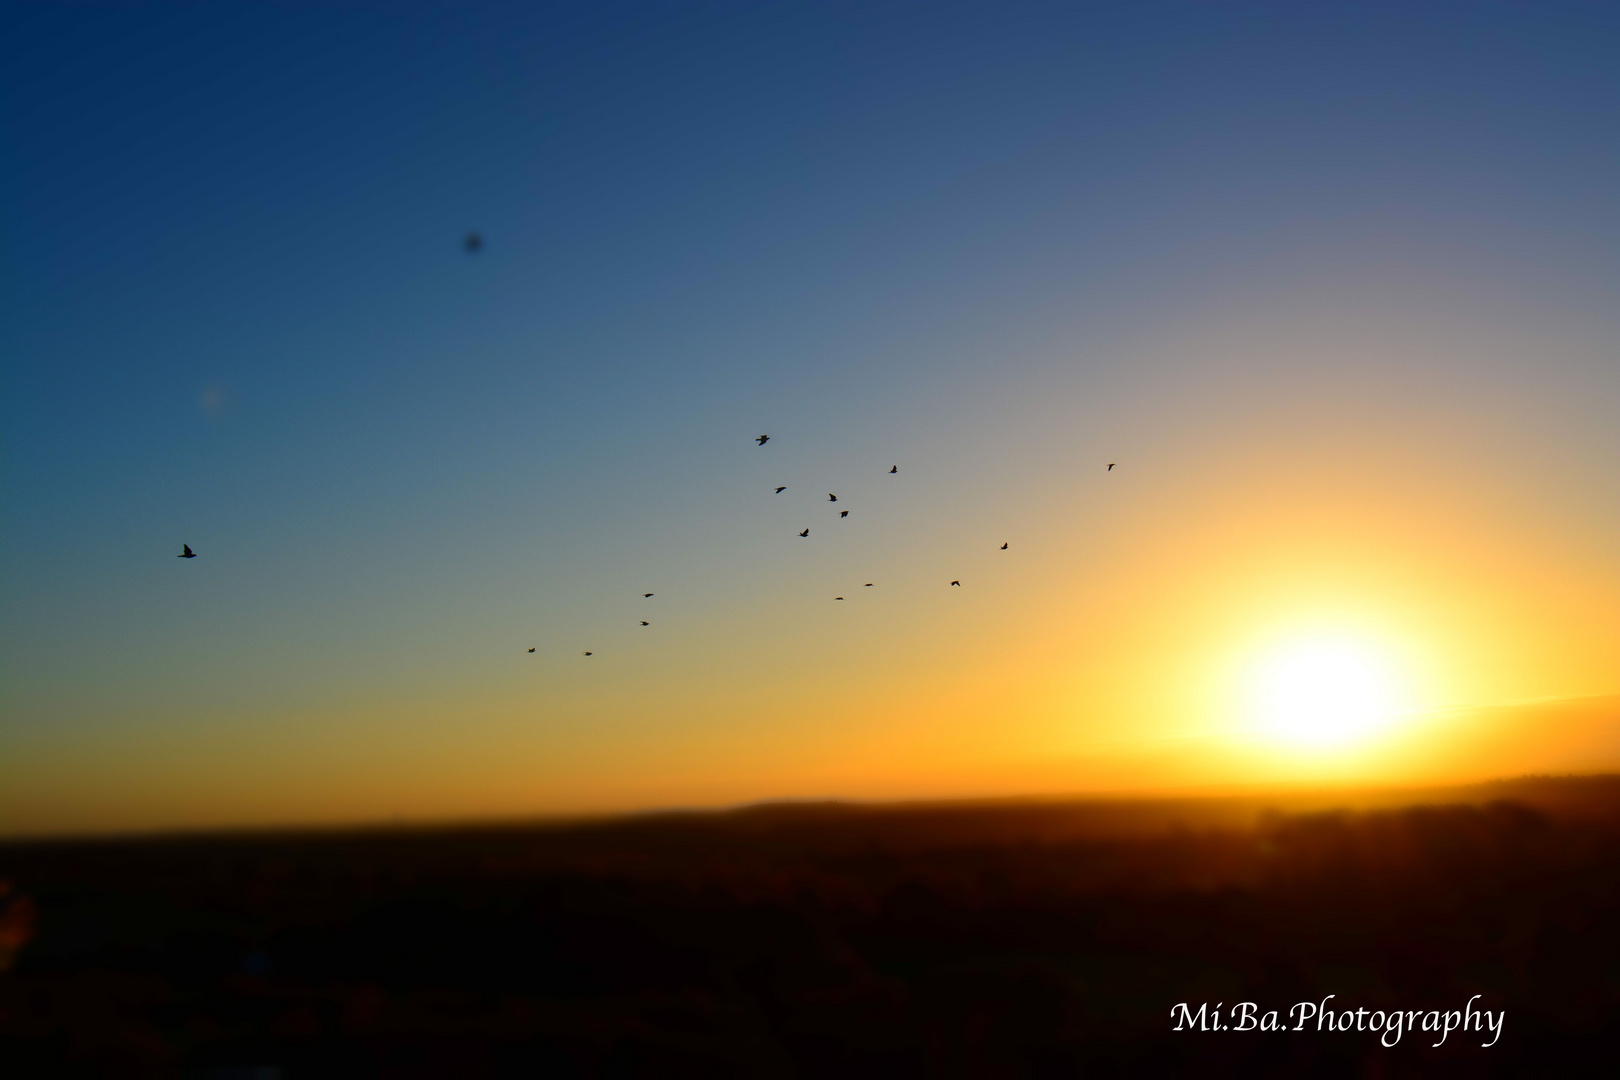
left=6, top=302, right=1618, bottom=837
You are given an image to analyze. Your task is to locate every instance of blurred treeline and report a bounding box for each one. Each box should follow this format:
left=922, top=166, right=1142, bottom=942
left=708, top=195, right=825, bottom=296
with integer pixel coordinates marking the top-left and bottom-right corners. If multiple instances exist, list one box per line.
left=4, top=776, right=1620, bottom=1077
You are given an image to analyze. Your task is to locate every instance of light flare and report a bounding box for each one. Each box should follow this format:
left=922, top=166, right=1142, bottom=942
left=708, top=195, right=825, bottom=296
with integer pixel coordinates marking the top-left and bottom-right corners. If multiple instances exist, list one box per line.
left=1250, top=637, right=1406, bottom=747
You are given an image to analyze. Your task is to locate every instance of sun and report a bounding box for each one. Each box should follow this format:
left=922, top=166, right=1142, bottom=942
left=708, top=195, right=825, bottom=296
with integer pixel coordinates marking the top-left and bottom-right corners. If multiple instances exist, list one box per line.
left=1250, top=637, right=1403, bottom=746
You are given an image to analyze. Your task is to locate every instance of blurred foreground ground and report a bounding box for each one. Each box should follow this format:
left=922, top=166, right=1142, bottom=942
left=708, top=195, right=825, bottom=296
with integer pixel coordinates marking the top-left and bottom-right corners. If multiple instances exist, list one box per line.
left=4, top=776, right=1620, bottom=1077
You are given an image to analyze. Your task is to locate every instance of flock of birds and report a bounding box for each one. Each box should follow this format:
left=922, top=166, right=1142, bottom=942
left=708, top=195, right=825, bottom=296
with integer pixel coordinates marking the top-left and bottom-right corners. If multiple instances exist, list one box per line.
left=176, top=434, right=1120, bottom=658
left=173, top=232, right=1119, bottom=661
left=176, top=434, right=1119, bottom=656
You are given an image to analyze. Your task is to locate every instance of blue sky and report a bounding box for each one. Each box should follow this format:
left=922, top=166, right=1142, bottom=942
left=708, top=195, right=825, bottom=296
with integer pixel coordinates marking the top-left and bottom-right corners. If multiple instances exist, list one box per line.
left=4, top=1, right=1619, bottom=834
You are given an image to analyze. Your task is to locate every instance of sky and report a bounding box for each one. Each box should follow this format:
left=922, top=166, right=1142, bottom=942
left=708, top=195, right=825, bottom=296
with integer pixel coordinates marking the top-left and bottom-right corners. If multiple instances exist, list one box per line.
left=3, top=0, right=1619, bottom=837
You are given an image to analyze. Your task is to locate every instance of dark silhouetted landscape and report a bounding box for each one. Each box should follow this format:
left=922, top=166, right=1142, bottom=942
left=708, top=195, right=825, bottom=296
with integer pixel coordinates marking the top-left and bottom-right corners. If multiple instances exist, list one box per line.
left=5, top=776, right=1620, bottom=1077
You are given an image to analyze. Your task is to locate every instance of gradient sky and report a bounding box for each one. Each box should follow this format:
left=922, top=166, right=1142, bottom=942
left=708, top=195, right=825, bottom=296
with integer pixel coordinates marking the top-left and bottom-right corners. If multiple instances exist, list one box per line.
left=4, top=1, right=1619, bottom=836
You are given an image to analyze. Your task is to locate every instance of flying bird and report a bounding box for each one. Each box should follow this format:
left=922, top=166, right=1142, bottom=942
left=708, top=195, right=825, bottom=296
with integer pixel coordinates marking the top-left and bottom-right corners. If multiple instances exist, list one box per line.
left=835, top=597, right=843, bottom=600
left=865, top=583, right=873, bottom=587
left=1107, top=463, right=1116, bottom=471
left=951, top=580, right=961, bottom=586
left=828, top=493, right=837, bottom=502
left=799, top=528, right=810, bottom=537
left=644, top=593, right=654, bottom=598
left=640, top=621, right=649, bottom=626
left=889, top=465, right=898, bottom=474
left=178, top=544, right=196, bottom=559
left=1000, top=542, right=1008, bottom=550
left=756, top=435, right=771, bottom=446
left=464, top=232, right=483, bottom=253
left=775, top=486, right=787, bottom=493
left=840, top=510, right=849, bottom=518
left=584, top=651, right=593, bottom=656
left=527, top=648, right=536, bottom=653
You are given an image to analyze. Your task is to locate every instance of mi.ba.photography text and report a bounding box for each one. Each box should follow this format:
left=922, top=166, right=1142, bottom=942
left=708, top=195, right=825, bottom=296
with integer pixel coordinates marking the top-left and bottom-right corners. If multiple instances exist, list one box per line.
left=1172, top=994, right=1504, bottom=1048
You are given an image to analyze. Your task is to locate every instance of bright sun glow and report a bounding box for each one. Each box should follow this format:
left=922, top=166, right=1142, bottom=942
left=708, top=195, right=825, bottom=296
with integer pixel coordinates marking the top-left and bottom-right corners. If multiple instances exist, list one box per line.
left=1251, top=638, right=1403, bottom=746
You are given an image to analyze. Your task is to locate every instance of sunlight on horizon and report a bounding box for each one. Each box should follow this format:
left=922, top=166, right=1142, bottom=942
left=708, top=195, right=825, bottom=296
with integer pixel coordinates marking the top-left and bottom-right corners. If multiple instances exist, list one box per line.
left=1249, top=636, right=1407, bottom=747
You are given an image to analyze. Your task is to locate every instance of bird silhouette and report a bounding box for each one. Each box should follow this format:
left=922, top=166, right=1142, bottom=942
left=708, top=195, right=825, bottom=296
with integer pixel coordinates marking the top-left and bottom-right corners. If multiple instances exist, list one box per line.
left=835, top=597, right=843, bottom=600
left=178, top=544, right=196, bottom=558
left=464, top=232, right=482, bottom=253
left=828, top=493, right=837, bottom=501
left=1107, top=463, right=1116, bottom=471
left=527, top=647, right=536, bottom=653
left=756, top=434, right=771, bottom=446
left=840, top=510, right=849, bottom=518
left=865, top=583, right=873, bottom=587
left=1000, top=542, right=1008, bottom=550
left=799, top=528, right=810, bottom=537
left=644, top=593, right=654, bottom=598
left=951, top=580, right=961, bottom=586
left=640, top=621, right=649, bottom=626
left=775, top=486, right=787, bottom=493
left=889, top=465, right=898, bottom=474
left=584, top=651, right=593, bottom=656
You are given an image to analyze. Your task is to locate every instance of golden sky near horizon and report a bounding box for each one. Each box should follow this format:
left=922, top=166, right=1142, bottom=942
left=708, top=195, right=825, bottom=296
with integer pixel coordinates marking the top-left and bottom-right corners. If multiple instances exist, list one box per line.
left=6, top=302, right=1619, bottom=837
